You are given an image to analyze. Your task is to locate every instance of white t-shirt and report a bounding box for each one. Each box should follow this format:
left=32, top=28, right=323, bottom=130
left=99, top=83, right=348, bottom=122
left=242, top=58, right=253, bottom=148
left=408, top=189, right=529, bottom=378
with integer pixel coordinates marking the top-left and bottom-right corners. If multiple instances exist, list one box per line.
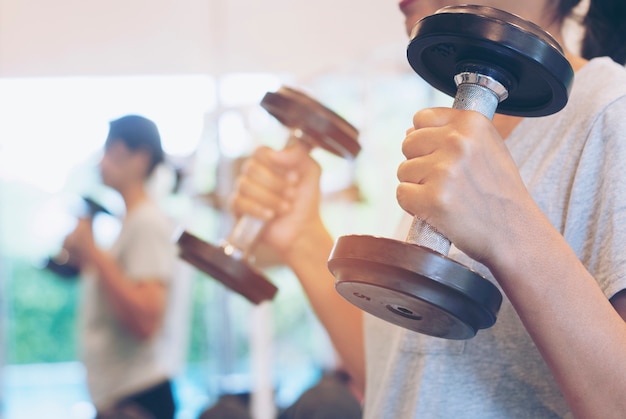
left=79, top=200, right=191, bottom=410
left=363, top=57, right=626, bottom=418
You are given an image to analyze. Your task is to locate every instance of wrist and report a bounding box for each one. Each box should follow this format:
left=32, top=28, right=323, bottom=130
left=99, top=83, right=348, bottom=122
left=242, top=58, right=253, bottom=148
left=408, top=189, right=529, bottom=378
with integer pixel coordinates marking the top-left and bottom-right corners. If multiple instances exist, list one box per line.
left=283, top=218, right=334, bottom=268
left=483, top=202, right=562, bottom=287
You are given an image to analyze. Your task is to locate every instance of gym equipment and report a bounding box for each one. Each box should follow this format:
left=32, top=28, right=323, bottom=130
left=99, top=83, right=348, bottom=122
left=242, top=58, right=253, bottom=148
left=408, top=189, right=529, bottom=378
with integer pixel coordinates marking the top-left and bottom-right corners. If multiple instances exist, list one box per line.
left=178, top=86, right=360, bottom=305
left=329, top=5, right=574, bottom=339
left=44, top=196, right=112, bottom=279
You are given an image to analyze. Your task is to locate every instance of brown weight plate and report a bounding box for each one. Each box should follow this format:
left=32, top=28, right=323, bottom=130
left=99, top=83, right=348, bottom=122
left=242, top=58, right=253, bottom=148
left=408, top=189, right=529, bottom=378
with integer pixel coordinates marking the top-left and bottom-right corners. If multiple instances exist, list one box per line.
left=329, top=235, right=502, bottom=339
left=178, top=231, right=278, bottom=304
left=261, top=86, right=361, bottom=159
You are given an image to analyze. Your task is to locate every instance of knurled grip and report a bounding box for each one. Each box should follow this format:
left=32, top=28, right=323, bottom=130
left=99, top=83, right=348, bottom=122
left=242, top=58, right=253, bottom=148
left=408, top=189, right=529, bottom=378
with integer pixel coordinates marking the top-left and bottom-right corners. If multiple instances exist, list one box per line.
left=405, top=74, right=506, bottom=255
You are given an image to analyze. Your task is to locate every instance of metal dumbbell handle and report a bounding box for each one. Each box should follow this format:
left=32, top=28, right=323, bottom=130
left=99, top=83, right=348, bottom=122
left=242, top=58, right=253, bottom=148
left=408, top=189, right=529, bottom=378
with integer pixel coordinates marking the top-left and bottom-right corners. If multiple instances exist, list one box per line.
left=405, top=72, right=508, bottom=255
left=222, top=130, right=312, bottom=260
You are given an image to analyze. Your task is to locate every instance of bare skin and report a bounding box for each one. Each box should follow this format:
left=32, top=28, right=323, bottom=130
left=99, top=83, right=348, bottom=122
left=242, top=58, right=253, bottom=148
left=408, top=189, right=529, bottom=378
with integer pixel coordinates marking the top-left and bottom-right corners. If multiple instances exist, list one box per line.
left=231, top=1, right=626, bottom=416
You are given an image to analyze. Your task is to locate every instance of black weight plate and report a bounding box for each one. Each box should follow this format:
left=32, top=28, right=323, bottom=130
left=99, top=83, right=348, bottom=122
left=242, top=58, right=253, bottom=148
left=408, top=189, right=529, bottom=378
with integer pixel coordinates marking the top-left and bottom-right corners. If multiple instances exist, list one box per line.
left=261, top=86, right=361, bottom=159
left=45, top=256, right=80, bottom=279
left=82, top=196, right=112, bottom=216
left=407, top=5, right=574, bottom=117
left=178, top=231, right=278, bottom=304
left=329, top=235, right=502, bottom=339
left=337, top=281, right=476, bottom=339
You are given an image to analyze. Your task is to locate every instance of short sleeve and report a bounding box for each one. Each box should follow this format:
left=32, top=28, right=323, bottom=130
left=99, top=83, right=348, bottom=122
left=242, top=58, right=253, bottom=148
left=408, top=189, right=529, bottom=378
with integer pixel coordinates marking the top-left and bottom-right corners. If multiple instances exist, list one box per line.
left=119, top=207, right=177, bottom=284
left=570, top=95, right=626, bottom=299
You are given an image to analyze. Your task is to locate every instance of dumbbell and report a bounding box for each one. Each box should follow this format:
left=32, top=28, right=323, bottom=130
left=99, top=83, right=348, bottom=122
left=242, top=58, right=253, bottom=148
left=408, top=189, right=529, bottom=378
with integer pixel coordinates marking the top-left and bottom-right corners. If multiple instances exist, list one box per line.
left=328, top=5, right=574, bottom=339
left=44, top=196, right=112, bottom=279
left=178, top=86, right=360, bottom=304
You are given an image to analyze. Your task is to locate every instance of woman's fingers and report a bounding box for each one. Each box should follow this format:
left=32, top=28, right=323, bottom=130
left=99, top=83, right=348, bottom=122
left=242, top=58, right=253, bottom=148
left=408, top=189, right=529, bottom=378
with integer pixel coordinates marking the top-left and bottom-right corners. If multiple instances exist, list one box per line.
left=229, top=146, right=301, bottom=219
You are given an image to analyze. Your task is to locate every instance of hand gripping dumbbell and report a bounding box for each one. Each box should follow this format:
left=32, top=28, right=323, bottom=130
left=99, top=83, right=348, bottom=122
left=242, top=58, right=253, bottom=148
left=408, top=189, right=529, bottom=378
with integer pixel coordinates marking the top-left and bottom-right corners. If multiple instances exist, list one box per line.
left=178, top=86, right=360, bottom=304
left=45, top=196, right=112, bottom=279
left=328, top=5, right=574, bottom=339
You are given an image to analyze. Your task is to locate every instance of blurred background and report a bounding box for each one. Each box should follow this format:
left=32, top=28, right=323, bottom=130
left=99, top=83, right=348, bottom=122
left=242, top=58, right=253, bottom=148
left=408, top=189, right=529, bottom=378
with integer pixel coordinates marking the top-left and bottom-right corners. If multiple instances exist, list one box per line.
left=0, top=0, right=586, bottom=418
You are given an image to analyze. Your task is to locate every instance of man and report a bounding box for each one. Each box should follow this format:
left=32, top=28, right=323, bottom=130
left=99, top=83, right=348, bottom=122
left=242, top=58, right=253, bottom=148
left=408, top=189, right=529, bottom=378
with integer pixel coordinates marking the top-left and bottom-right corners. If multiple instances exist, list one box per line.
left=63, top=115, right=189, bottom=419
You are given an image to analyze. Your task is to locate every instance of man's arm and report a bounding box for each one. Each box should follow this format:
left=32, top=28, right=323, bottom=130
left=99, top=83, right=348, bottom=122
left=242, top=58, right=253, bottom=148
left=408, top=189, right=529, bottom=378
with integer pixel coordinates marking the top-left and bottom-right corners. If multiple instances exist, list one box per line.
left=64, top=218, right=167, bottom=340
left=88, top=247, right=166, bottom=340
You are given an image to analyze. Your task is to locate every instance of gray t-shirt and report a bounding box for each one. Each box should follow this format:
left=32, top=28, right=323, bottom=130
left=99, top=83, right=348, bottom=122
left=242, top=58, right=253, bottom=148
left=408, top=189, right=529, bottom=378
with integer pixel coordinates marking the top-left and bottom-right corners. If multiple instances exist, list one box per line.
left=363, top=57, right=626, bottom=418
left=79, top=200, right=191, bottom=410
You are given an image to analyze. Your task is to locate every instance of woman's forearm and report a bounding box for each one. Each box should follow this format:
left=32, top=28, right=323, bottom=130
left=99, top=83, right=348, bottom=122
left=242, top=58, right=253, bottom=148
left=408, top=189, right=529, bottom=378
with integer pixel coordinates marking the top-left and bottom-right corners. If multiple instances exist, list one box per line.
left=487, top=206, right=626, bottom=418
left=285, top=222, right=366, bottom=393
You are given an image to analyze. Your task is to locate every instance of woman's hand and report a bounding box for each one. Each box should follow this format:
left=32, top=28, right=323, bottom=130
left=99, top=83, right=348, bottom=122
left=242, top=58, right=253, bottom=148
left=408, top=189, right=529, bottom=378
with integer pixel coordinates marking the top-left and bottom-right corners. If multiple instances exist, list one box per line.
left=396, top=107, right=536, bottom=266
left=229, top=144, right=325, bottom=260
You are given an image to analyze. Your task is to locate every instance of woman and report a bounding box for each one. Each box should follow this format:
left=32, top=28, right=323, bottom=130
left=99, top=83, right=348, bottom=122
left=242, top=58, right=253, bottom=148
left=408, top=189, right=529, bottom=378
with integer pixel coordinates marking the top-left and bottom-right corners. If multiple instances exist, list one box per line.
left=230, top=1, right=626, bottom=417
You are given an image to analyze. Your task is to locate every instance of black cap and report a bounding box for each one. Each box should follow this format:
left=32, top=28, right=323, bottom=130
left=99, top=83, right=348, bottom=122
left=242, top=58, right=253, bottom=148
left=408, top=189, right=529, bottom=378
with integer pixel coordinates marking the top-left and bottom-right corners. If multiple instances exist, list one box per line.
left=106, top=114, right=164, bottom=174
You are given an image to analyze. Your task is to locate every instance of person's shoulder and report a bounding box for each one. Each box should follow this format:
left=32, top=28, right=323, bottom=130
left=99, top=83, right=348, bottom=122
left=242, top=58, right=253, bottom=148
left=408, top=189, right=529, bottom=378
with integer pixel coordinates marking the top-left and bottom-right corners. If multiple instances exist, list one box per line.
left=560, top=57, right=626, bottom=129
left=129, top=200, right=174, bottom=232
left=574, top=57, right=626, bottom=106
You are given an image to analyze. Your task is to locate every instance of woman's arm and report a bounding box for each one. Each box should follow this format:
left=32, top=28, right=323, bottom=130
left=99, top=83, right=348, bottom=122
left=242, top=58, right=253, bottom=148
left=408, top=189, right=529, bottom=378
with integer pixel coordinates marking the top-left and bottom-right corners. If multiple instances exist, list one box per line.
left=485, top=198, right=626, bottom=418
left=231, top=145, right=366, bottom=392
left=397, top=107, right=626, bottom=418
